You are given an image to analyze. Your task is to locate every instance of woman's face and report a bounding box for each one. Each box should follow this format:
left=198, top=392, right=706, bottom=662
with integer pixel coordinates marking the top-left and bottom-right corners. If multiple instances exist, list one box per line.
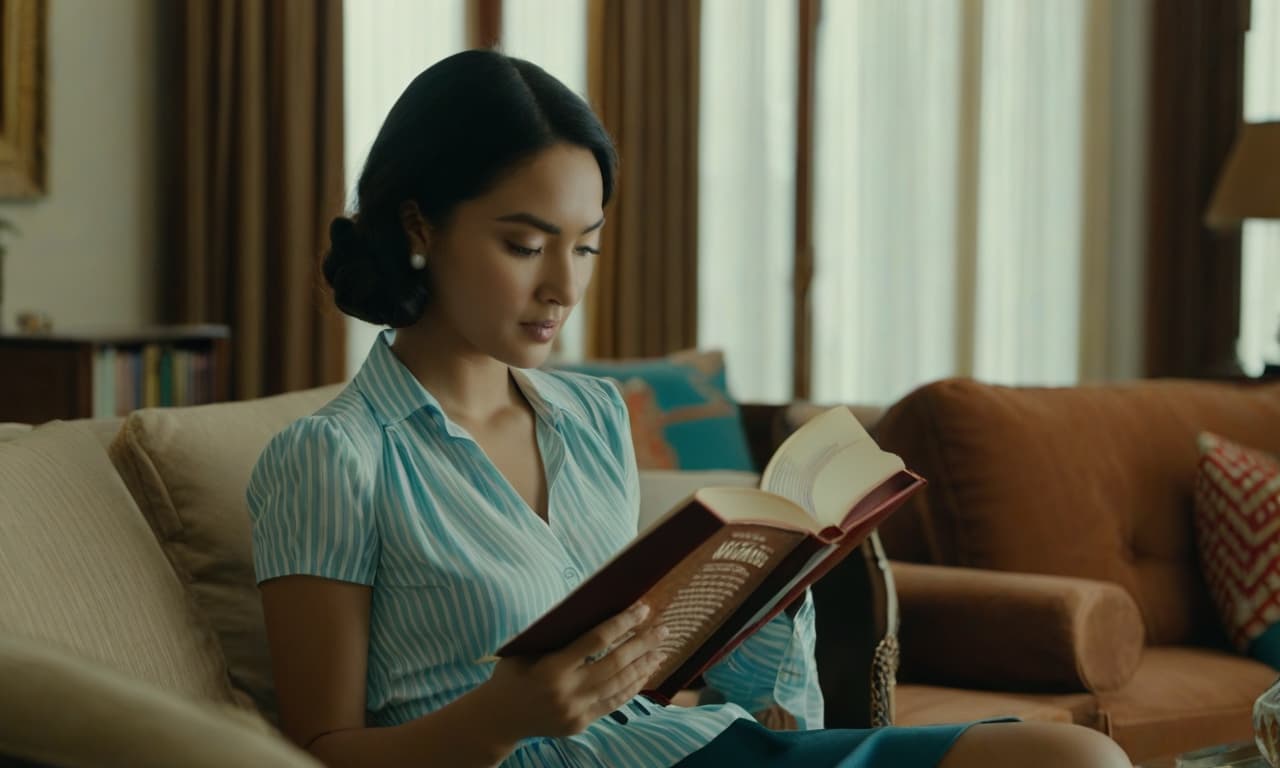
left=419, top=143, right=604, bottom=370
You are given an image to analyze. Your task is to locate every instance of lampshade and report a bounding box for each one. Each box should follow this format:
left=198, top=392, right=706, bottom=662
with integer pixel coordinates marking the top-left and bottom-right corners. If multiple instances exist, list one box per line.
left=1206, top=121, right=1280, bottom=228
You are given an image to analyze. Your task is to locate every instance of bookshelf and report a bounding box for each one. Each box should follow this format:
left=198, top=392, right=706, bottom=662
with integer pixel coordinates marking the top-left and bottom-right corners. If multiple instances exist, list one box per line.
left=0, top=324, right=230, bottom=423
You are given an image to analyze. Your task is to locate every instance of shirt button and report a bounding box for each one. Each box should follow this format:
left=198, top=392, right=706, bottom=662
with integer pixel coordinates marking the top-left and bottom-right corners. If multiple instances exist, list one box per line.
left=563, top=567, right=580, bottom=583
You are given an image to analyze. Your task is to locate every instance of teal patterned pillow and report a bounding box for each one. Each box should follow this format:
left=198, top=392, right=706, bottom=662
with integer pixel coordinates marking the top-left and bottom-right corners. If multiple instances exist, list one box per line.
left=552, top=350, right=754, bottom=472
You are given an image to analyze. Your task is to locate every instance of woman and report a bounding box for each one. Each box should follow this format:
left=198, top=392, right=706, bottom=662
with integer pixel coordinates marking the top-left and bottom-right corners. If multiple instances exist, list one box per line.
left=248, top=49, right=1129, bottom=768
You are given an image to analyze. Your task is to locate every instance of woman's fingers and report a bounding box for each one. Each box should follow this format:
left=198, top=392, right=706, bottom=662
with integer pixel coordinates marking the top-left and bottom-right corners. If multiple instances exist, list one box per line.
left=559, top=602, right=651, bottom=670
left=582, top=623, right=668, bottom=679
left=522, top=602, right=673, bottom=735
left=590, top=647, right=667, bottom=712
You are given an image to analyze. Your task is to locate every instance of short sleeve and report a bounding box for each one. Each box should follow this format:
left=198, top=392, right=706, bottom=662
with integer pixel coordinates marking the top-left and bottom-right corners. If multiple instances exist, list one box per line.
left=246, top=416, right=379, bottom=586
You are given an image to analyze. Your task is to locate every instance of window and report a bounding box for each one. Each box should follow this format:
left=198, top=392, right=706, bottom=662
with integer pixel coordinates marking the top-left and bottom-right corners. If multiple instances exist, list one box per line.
left=701, top=0, right=1135, bottom=404
left=697, top=0, right=797, bottom=402
left=1237, top=0, right=1280, bottom=375
left=343, top=0, right=466, bottom=378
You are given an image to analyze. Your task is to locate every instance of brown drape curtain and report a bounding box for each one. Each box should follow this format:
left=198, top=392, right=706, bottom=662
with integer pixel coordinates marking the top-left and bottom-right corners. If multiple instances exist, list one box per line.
left=1144, top=0, right=1250, bottom=378
left=586, top=0, right=700, bottom=359
left=165, top=0, right=346, bottom=399
left=468, top=0, right=502, bottom=48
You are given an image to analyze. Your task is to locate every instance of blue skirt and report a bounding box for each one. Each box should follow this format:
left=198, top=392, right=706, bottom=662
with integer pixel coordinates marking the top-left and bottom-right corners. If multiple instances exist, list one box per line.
left=673, top=718, right=1006, bottom=767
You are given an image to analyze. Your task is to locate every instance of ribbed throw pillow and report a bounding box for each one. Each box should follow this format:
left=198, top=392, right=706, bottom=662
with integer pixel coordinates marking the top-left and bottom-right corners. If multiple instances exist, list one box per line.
left=0, top=421, right=236, bottom=703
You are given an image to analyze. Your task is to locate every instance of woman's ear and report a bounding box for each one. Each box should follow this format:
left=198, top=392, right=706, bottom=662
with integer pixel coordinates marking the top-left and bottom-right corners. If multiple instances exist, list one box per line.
left=399, top=200, right=431, bottom=254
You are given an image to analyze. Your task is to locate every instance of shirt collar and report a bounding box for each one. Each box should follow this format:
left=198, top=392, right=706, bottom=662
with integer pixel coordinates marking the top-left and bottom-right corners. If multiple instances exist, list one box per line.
left=354, top=329, right=565, bottom=430
left=353, top=329, right=443, bottom=427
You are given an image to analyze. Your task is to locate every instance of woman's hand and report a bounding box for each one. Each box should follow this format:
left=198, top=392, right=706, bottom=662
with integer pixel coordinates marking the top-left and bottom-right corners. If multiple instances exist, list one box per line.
left=481, top=602, right=669, bottom=740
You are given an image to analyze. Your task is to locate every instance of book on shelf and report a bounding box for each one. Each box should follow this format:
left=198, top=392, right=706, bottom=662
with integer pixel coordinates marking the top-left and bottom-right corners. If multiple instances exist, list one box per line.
left=487, top=406, right=925, bottom=704
left=142, top=344, right=161, bottom=408
left=159, top=347, right=173, bottom=407
left=90, top=341, right=221, bottom=416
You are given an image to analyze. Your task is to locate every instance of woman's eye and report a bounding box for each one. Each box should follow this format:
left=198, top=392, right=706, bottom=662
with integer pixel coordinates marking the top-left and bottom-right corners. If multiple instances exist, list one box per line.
left=576, top=246, right=601, bottom=256
left=506, top=242, right=542, bottom=257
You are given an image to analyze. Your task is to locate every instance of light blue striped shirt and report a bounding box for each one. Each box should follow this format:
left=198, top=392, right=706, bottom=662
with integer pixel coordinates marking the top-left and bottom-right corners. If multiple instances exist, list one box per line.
left=247, top=331, right=824, bottom=767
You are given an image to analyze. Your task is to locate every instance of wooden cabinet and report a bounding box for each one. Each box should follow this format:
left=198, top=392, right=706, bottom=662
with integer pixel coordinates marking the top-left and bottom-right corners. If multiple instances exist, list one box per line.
left=0, top=325, right=230, bottom=423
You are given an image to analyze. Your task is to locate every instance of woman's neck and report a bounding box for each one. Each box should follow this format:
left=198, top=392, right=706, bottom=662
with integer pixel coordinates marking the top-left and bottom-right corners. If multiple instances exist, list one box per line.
left=390, top=324, right=524, bottom=425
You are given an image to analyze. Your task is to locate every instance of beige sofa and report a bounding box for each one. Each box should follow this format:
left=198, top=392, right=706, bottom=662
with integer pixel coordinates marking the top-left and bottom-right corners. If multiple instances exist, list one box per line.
left=0, top=385, right=345, bottom=767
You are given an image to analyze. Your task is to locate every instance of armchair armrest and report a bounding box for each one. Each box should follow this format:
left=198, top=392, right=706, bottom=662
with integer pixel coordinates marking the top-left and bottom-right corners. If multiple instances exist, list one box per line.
left=892, top=562, right=1144, bottom=693
left=0, top=633, right=320, bottom=768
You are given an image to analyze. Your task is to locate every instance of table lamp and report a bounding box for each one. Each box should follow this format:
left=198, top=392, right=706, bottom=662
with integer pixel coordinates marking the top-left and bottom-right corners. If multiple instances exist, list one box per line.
left=1206, top=121, right=1280, bottom=374
left=1207, top=121, right=1280, bottom=227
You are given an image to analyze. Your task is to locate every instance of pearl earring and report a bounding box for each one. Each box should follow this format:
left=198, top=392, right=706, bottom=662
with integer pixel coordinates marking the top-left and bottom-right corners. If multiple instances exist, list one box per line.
left=410, top=252, right=427, bottom=270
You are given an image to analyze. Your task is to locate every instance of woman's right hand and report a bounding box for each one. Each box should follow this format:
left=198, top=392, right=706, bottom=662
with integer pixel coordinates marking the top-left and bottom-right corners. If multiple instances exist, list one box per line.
left=481, top=602, right=669, bottom=740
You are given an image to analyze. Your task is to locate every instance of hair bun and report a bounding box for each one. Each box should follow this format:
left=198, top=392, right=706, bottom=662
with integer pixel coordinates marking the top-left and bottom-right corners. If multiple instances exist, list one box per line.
left=322, top=215, right=429, bottom=328
left=330, top=216, right=360, bottom=252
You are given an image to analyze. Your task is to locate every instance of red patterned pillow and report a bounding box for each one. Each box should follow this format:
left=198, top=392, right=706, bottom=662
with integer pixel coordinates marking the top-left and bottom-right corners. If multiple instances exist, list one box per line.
left=1194, top=432, right=1280, bottom=663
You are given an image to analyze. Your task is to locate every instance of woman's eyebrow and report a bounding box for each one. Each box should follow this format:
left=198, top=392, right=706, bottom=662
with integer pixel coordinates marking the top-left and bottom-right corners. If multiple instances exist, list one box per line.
left=496, top=212, right=606, bottom=235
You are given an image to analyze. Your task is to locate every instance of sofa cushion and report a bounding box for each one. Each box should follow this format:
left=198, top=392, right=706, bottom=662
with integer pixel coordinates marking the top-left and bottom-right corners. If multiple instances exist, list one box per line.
left=1095, top=645, right=1275, bottom=761
left=1194, top=432, right=1280, bottom=665
left=553, top=349, right=755, bottom=471
left=875, top=377, right=1280, bottom=645
left=109, top=384, right=344, bottom=721
left=0, top=633, right=318, bottom=768
left=0, top=421, right=235, bottom=704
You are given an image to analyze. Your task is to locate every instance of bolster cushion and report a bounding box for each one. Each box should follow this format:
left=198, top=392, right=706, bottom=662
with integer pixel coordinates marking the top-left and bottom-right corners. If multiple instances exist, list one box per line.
left=893, top=562, right=1145, bottom=693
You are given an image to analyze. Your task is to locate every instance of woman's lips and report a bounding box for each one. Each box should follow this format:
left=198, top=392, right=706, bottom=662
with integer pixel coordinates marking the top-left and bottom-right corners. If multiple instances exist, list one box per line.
left=520, top=320, right=558, bottom=343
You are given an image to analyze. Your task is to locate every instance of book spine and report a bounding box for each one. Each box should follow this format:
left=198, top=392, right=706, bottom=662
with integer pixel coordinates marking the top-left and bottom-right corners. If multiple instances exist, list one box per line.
left=132, top=349, right=143, bottom=411
left=142, top=344, right=160, bottom=408
left=194, top=353, right=207, bottom=404
left=99, top=346, right=117, bottom=418
left=159, top=346, right=173, bottom=407
left=173, top=350, right=188, bottom=406
left=115, top=349, right=129, bottom=416
left=91, top=348, right=107, bottom=419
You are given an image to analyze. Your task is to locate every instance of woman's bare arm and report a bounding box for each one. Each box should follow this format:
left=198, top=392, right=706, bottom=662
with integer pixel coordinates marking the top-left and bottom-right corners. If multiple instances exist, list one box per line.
left=260, top=576, right=522, bottom=767
left=261, top=576, right=665, bottom=768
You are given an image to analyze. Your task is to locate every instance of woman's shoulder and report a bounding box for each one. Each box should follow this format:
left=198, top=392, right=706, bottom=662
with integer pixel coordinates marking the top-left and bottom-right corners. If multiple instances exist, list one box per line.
left=254, top=384, right=383, bottom=476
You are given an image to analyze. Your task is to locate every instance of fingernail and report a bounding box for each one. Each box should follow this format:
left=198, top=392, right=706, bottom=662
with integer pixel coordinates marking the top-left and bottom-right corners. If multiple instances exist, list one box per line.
left=634, top=603, right=650, bottom=620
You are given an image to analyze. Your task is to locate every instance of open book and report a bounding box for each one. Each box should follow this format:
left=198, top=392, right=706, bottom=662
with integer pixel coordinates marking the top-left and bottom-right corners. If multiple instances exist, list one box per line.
left=491, top=406, right=925, bottom=704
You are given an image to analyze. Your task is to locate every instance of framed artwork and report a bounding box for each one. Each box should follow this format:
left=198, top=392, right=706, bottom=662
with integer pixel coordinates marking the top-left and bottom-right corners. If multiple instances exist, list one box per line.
left=0, top=0, right=46, bottom=198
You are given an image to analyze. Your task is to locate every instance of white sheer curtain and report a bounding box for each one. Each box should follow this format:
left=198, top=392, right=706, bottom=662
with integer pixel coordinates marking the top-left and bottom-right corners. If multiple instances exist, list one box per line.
left=697, top=0, right=797, bottom=402
left=1237, top=0, right=1280, bottom=376
left=811, top=0, right=963, bottom=405
left=343, top=0, right=466, bottom=378
left=975, top=0, right=1086, bottom=384
left=805, top=0, right=1144, bottom=404
left=502, top=0, right=590, bottom=364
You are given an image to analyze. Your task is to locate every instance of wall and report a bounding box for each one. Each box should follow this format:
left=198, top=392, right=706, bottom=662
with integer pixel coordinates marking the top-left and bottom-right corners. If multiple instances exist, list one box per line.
left=0, top=0, right=158, bottom=332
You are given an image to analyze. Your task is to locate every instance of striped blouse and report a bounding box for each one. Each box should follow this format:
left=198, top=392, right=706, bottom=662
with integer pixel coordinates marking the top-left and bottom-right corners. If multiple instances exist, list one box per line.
left=247, top=330, right=825, bottom=767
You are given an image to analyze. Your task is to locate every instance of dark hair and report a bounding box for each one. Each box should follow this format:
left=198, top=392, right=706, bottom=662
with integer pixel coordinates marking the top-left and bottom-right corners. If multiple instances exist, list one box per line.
left=323, top=50, right=618, bottom=327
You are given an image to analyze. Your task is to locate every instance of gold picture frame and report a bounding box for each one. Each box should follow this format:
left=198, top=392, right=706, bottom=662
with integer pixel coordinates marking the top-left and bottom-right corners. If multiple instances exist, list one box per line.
left=0, top=0, right=46, bottom=198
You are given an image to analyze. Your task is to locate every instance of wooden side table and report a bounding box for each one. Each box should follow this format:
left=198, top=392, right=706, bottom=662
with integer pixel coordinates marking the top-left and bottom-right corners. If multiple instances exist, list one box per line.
left=0, top=324, right=230, bottom=423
